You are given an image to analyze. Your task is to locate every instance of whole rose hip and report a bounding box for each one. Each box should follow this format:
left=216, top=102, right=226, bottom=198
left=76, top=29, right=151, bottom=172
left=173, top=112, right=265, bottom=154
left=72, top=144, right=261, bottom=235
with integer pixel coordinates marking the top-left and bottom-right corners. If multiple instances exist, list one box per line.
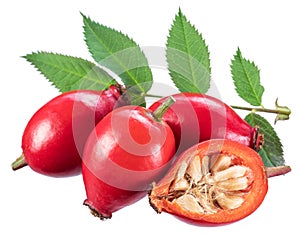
left=82, top=97, right=176, bottom=219
left=12, top=85, right=128, bottom=177
left=149, top=93, right=263, bottom=155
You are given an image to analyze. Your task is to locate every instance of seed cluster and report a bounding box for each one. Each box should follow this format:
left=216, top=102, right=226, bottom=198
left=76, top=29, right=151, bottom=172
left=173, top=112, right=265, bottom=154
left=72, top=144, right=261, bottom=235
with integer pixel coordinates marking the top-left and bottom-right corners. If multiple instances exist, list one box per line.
left=163, top=153, right=253, bottom=214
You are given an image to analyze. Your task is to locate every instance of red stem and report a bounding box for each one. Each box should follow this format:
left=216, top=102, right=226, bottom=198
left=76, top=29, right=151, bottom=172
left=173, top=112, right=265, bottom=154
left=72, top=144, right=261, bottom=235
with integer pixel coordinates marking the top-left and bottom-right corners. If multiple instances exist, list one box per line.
left=266, top=165, right=291, bottom=178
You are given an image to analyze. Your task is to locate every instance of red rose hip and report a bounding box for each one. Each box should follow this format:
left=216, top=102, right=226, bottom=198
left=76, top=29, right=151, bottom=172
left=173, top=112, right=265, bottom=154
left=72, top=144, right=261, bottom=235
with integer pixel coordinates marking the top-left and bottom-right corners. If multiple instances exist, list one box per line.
left=149, top=93, right=263, bottom=155
left=149, top=139, right=268, bottom=225
left=12, top=85, right=128, bottom=177
left=82, top=97, right=176, bottom=219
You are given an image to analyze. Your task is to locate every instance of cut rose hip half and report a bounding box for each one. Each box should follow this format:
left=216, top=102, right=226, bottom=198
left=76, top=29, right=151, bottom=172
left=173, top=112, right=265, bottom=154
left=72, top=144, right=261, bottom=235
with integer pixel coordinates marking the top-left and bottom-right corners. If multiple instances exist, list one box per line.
left=149, top=139, right=268, bottom=225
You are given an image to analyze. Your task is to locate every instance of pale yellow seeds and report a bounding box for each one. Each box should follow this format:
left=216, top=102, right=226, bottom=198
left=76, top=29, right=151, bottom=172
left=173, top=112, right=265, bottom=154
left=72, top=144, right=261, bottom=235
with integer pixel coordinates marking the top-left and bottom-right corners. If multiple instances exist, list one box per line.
left=175, top=194, right=204, bottom=213
left=186, top=155, right=202, bottom=182
left=169, top=178, right=189, bottom=192
left=213, top=165, right=249, bottom=182
left=201, top=155, right=210, bottom=175
left=167, top=154, right=252, bottom=214
left=169, top=162, right=189, bottom=192
left=210, top=154, right=232, bottom=172
left=216, top=176, right=249, bottom=191
left=215, top=192, right=244, bottom=210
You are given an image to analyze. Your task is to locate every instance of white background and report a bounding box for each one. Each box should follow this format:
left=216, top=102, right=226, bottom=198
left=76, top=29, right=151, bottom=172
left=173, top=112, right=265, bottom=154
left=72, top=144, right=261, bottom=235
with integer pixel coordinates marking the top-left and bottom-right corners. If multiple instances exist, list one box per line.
left=1, top=0, right=299, bottom=235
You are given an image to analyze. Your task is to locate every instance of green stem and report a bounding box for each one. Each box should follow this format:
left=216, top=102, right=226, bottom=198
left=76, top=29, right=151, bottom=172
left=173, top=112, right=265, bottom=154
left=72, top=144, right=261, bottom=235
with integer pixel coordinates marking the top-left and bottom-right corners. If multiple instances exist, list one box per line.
left=231, top=98, right=291, bottom=124
left=147, top=92, right=291, bottom=124
left=11, top=154, right=28, bottom=171
left=146, top=93, right=163, bottom=99
left=230, top=105, right=290, bottom=115
left=152, top=96, right=176, bottom=121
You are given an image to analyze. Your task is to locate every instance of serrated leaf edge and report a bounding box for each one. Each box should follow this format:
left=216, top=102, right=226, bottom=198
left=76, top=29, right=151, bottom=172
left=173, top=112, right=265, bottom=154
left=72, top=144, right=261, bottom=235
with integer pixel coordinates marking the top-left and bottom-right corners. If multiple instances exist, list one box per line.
left=231, top=48, right=264, bottom=106
left=81, top=13, right=151, bottom=94
left=244, top=112, right=284, bottom=167
left=23, top=51, right=116, bottom=92
left=166, top=8, right=211, bottom=93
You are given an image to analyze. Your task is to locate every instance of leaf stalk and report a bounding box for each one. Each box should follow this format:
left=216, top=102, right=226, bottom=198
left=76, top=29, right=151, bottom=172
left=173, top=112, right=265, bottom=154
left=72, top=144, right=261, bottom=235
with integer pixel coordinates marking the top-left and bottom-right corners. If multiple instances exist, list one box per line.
left=231, top=98, right=291, bottom=124
left=145, top=93, right=164, bottom=99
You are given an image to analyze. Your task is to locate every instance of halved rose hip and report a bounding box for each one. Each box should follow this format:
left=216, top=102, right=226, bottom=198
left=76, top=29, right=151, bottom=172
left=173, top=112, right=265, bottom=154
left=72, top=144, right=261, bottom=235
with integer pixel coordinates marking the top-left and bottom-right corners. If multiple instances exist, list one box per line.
left=149, top=139, right=268, bottom=225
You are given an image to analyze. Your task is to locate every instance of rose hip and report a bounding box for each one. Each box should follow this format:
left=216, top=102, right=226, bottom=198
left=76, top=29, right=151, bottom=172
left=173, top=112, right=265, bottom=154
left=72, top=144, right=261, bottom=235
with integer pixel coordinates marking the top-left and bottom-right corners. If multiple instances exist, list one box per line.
left=12, top=85, right=128, bottom=177
left=149, top=139, right=268, bottom=225
left=82, top=97, right=176, bottom=219
left=149, top=93, right=263, bottom=155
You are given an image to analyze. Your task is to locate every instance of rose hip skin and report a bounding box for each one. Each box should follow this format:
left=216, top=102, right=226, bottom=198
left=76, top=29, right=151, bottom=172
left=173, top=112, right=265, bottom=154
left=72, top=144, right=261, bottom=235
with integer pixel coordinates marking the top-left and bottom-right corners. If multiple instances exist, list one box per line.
left=12, top=85, right=127, bottom=177
left=149, top=139, right=268, bottom=225
left=149, top=93, right=263, bottom=155
left=82, top=100, right=176, bottom=219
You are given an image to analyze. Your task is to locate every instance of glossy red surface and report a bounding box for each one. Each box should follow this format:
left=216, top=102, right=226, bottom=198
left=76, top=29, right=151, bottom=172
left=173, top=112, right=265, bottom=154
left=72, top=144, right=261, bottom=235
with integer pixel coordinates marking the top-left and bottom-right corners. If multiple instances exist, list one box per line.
left=82, top=105, right=176, bottom=218
left=21, top=85, right=126, bottom=177
left=149, top=93, right=260, bottom=155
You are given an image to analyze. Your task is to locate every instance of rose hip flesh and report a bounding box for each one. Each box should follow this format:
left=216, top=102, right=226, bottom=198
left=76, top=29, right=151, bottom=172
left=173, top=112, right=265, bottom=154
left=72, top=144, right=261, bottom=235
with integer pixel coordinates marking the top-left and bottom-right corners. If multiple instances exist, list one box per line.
left=149, top=139, right=268, bottom=225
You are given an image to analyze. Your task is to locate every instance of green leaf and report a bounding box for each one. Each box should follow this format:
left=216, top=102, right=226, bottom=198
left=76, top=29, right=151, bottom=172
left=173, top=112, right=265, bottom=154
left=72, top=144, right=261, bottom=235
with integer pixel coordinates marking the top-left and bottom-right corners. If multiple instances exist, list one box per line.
left=245, top=113, right=285, bottom=167
left=24, top=52, right=116, bottom=92
left=82, top=13, right=153, bottom=101
left=166, top=8, right=211, bottom=93
left=231, top=48, right=264, bottom=106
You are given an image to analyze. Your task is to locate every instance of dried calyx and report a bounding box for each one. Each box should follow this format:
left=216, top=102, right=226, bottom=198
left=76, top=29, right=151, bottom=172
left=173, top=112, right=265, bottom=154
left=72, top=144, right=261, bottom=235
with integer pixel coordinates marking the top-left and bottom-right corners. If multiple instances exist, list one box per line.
left=152, top=153, right=253, bottom=214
